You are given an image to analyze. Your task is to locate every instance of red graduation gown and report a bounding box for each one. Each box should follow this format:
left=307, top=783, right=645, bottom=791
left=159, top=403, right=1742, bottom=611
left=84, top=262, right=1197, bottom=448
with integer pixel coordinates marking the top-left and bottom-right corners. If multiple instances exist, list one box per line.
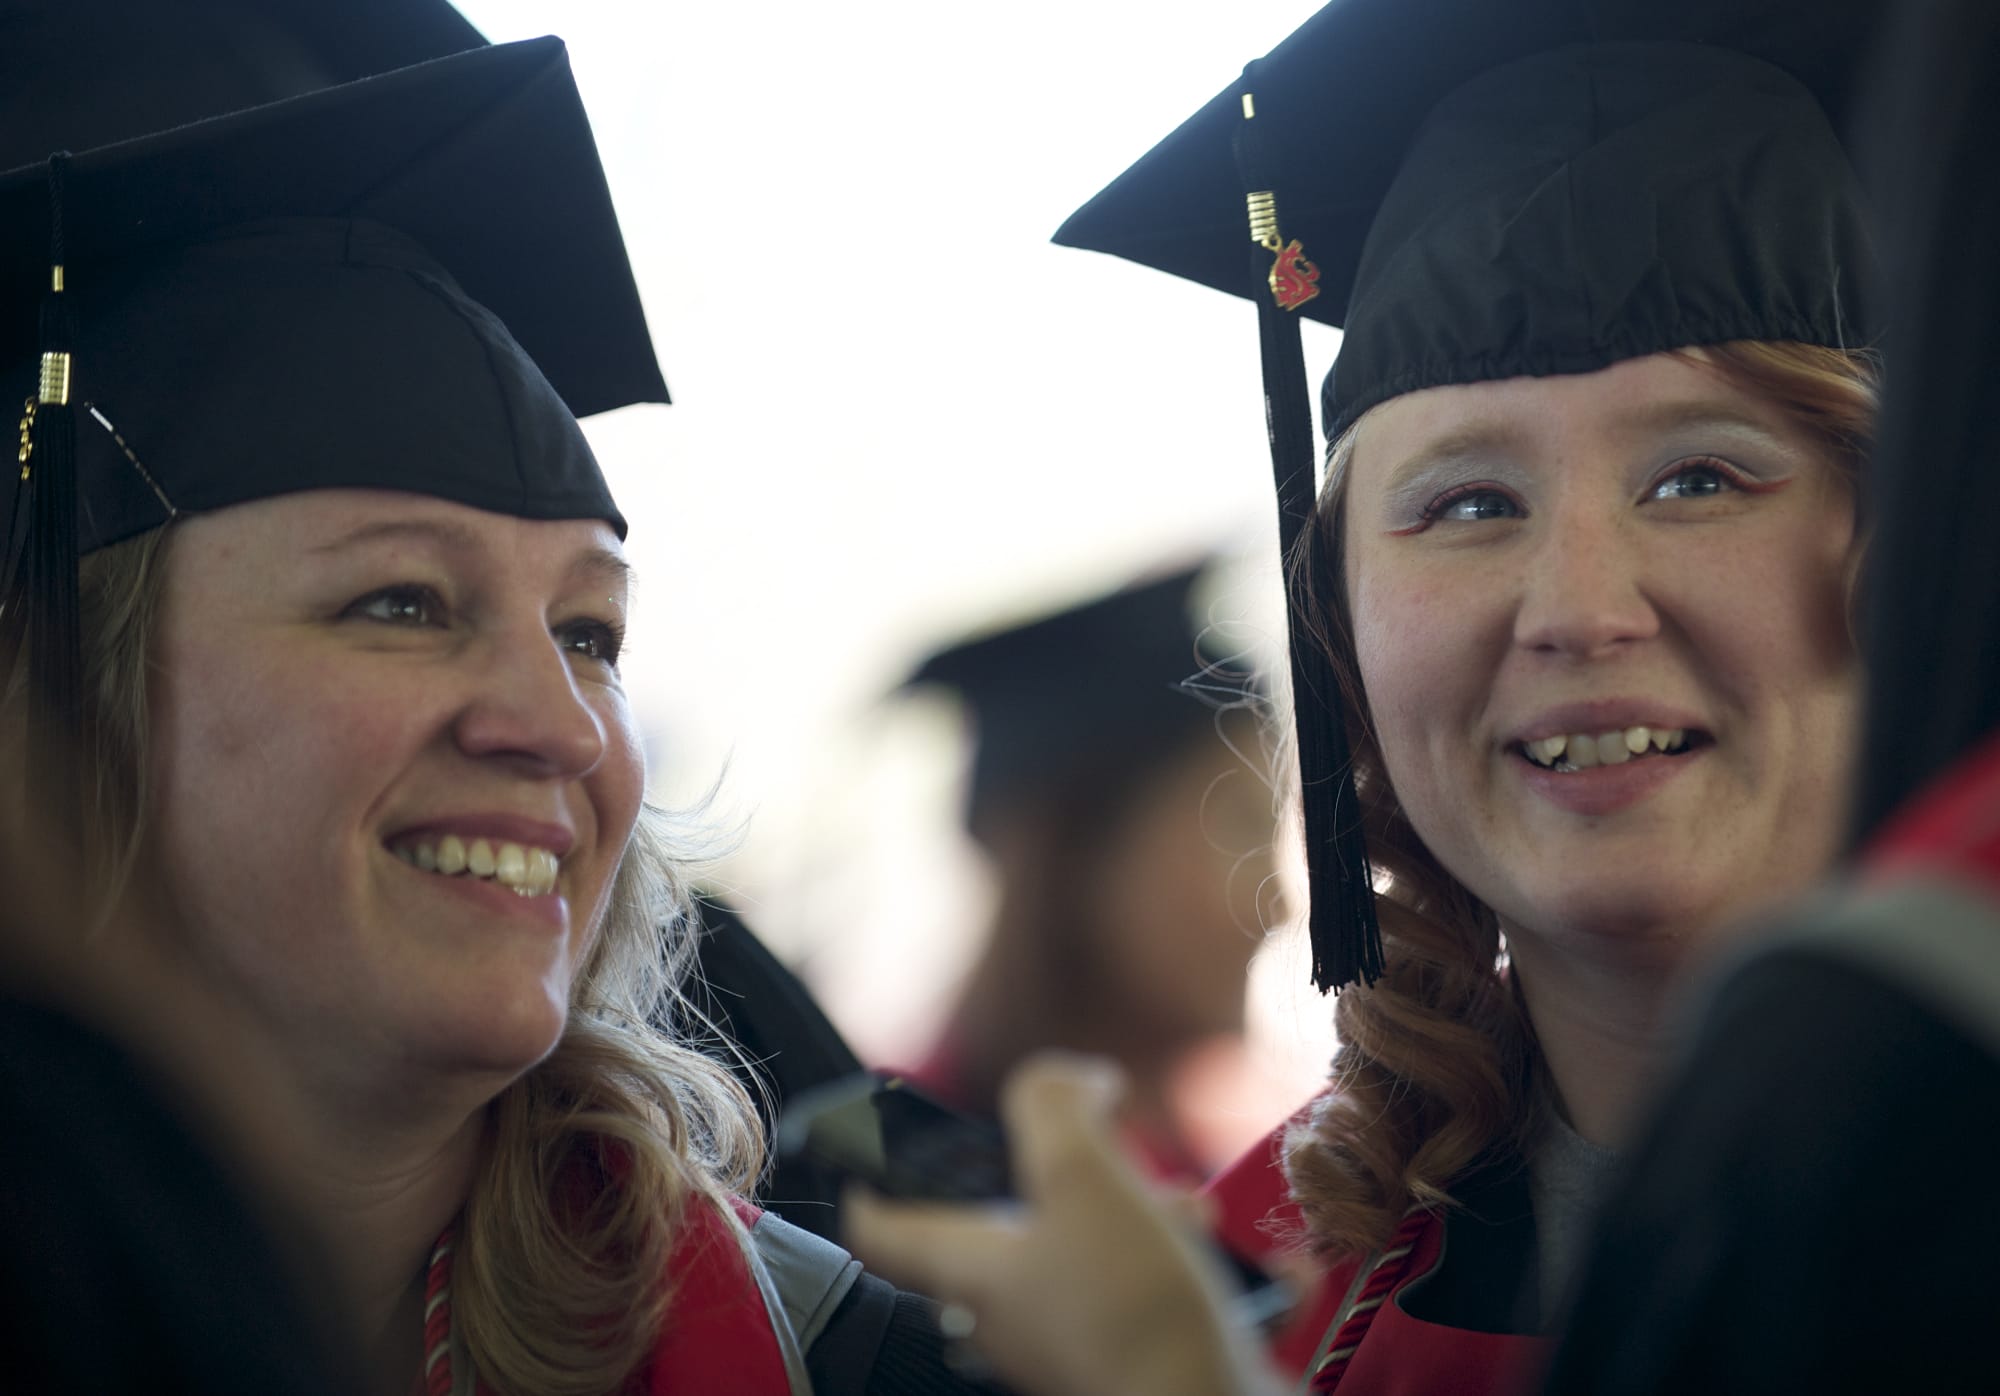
left=1865, top=726, right=2000, bottom=892
left=640, top=1196, right=794, bottom=1393
left=1205, top=1126, right=1547, bottom=1396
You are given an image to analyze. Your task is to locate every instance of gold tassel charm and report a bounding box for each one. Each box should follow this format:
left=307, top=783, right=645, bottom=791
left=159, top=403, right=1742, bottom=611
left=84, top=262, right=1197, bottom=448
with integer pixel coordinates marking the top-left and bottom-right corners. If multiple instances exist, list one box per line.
left=17, top=397, right=34, bottom=478
left=38, top=351, right=72, bottom=406
left=1247, top=189, right=1281, bottom=246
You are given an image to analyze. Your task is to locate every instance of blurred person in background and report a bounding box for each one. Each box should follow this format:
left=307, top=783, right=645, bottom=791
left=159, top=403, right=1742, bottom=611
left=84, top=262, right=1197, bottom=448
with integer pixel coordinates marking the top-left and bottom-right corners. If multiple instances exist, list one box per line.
left=850, top=0, right=1883, bottom=1390
left=897, top=561, right=1277, bottom=1180
left=0, top=42, right=985, bottom=1396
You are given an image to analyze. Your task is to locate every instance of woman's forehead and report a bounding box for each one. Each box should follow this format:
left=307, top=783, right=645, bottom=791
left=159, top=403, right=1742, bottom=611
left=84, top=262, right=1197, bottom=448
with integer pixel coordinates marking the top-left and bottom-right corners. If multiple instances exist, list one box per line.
left=181, top=488, right=627, bottom=577
left=1351, top=352, right=1802, bottom=482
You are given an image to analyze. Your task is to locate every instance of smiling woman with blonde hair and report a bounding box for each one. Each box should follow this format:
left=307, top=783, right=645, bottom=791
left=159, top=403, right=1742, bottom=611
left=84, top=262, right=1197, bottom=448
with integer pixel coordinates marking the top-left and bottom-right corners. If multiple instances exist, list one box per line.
left=1, top=40, right=978, bottom=1396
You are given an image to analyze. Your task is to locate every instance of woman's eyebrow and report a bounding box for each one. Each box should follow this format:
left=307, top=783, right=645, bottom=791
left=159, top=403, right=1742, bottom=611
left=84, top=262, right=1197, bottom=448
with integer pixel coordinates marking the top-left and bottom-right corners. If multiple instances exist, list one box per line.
left=307, top=518, right=478, bottom=556
left=305, top=522, right=632, bottom=589
left=1620, top=398, right=1795, bottom=449
left=570, top=547, right=633, bottom=592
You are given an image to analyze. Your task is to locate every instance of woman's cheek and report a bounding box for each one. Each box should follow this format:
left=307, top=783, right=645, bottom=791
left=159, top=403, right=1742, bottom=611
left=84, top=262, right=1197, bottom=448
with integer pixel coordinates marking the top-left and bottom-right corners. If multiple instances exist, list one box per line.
left=1352, top=571, right=1458, bottom=730
left=1680, top=528, right=1855, bottom=692
left=601, top=702, right=647, bottom=842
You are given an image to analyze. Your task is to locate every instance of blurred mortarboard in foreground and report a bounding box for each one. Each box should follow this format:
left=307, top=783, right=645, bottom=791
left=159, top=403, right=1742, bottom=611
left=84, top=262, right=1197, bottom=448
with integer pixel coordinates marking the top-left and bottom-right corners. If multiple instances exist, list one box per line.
left=1, top=37, right=665, bottom=824
left=1056, top=0, right=1886, bottom=990
left=0, top=0, right=486, bottom=171
left=902, top=562, right=1259, bottom=844
left=1850, top=0, right=2000, bottom=841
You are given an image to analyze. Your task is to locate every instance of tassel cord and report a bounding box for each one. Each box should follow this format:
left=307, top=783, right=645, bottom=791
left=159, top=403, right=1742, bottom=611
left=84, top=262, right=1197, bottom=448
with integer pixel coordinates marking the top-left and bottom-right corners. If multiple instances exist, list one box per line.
left=1235, top=84, right=1382, bottom=990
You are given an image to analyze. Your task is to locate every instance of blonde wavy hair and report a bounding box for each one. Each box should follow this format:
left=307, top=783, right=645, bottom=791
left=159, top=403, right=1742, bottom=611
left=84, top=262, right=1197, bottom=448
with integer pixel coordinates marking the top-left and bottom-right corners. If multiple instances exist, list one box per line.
left=34, top=523, right=764, bottom=1396
left=1281, top=340, right=1879, bottom=1258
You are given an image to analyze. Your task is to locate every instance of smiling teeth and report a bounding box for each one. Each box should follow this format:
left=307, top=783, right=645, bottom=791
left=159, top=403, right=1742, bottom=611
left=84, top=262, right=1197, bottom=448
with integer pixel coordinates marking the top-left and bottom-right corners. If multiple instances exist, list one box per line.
left=394, top=836, right=560, bottom=897
left=1524, top=726, right=1689, bottom=772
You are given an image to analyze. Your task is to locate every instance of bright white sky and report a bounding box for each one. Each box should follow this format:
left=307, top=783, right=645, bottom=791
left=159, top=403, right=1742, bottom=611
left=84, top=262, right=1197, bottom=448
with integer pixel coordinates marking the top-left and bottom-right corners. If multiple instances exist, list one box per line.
left=452, top=0, right=1342, bottom=1126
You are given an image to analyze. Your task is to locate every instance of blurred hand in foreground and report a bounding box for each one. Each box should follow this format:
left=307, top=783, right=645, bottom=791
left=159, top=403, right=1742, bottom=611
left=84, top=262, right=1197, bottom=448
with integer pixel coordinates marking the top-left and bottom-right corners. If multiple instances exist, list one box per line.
left=844, top=1053, right=1283, bottom=1396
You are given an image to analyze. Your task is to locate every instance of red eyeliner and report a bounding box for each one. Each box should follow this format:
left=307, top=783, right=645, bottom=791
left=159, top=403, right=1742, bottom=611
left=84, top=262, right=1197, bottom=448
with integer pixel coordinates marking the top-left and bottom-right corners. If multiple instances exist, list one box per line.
left=1385, top=481, right=1519, bottom=535
left=1649, top=457, right=1795, bottom=498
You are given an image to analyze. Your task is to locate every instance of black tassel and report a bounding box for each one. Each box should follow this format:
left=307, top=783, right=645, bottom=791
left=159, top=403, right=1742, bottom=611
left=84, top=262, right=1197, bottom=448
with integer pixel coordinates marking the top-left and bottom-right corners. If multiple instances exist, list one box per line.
left=1235, top=83, right=1382, bottom=993
left=23, top=153, right=83, bottom=844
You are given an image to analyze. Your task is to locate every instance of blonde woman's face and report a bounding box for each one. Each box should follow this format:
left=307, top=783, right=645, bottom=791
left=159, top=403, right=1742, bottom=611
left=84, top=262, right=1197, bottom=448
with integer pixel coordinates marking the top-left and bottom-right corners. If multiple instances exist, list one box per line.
left=1342, top=352, right=1859, bottom=965
left=144, top=489, right=645, bottom=1090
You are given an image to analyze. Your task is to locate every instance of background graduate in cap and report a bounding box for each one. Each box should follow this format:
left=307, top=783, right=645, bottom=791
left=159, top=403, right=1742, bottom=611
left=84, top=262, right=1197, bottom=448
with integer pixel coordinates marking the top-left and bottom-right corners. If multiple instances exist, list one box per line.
left=0, top=40, right=987, bottom=1396
left=848, top=0, right=1883, bottom=1390
left=897, top=560, right=1275, bottom=1182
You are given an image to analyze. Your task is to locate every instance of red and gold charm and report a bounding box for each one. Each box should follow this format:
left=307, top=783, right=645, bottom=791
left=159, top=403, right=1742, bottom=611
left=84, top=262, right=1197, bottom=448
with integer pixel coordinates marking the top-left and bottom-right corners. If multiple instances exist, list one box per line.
left=1245, top=189, right=1321, bottom=312
left=1268, top=238, right=1320, bottom=311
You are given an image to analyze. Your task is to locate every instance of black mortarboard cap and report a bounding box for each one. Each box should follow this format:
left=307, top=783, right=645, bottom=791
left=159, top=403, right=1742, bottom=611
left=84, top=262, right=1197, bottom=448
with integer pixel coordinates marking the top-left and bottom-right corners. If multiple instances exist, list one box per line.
left=902, top=563, right=1255, bottom=843
left=1056, top=0, right=1885, bottom=991
left=0, top=0, right=487, bottom=171
left=1, top=37, right=665, bottom=830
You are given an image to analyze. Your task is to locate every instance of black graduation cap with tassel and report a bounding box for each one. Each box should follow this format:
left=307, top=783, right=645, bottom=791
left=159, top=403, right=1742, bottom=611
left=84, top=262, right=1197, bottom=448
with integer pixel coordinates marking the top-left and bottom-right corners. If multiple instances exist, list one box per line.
left=1054, top=0, right=1885, bottom=995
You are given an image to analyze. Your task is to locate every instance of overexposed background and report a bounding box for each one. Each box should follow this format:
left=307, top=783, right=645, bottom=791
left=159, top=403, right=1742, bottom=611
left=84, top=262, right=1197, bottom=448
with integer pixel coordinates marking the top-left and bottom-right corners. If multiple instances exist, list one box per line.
left=455, top=0, right=1343, bottom=1154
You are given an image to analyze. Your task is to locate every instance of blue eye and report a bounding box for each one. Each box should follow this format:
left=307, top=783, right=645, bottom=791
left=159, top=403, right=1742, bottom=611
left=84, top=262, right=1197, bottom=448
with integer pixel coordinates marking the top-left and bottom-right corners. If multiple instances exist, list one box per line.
left=1425, top=486, right=1523, bottom=523
left=348, top=585, right=445, bottom=627
left=1648, top=460, right=1740, bottom=501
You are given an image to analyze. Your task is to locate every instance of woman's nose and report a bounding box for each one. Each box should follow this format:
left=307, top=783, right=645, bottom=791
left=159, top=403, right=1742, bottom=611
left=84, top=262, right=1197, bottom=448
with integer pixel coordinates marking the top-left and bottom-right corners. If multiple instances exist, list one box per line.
left=1510, top=513, right=1662, bottom=659
left=451, top=631, right=607, bottom=778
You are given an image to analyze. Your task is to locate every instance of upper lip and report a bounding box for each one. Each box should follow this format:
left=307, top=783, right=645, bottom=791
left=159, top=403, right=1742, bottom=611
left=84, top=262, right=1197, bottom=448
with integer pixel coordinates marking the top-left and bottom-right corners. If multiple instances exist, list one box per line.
left=1508, top=699, right=1710, bottom=748
left=383, top=814, right=577, bottom=859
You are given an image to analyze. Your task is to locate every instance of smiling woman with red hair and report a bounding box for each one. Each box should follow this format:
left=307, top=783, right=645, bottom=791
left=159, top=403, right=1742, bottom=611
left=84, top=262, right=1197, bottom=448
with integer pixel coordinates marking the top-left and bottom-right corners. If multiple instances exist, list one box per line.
left=1283, top=335, right=1873, bottom=1254
left=847, top=2, right=1883, bottom=1392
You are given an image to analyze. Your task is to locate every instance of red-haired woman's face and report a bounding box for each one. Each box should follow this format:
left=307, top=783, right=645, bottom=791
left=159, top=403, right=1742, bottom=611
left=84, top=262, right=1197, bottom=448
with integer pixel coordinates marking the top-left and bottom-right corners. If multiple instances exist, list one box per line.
left=142, top=489, right=645, bottom=1102
left=1342, top=351, right=1858, bottom=967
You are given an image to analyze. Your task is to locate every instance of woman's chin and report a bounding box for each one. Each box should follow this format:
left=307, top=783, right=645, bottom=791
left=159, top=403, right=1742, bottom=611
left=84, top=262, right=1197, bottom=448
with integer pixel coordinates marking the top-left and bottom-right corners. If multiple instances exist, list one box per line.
left=403, top=990, right=572, bottom=1085
left=1494, top=873, right=1756, bottom=966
